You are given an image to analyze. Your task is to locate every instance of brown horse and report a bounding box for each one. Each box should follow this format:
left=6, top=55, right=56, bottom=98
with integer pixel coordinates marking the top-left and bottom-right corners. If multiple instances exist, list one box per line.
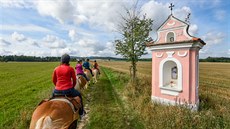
left=76, top=75, right=87, bottom=91
left=30, top=97, right=81, bottom=129
left=92, top=68, right=99, bottom=84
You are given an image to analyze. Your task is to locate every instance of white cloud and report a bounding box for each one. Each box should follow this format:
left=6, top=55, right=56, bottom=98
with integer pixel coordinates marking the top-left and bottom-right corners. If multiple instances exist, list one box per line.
left=174, top=6, right=191, bottom=21
left=42, top=35, right=67, bottom=49
left=0, top=37, right=11, bottom=46
left=11, top=32, right=27, bottom=42
left=42, top=35, right=69, bottom=49
left=141, top=1, right=193, bottom=39
left=35, top=0, right=74, bottom=24
left=73, top=14, right=88, bottom=25
left=1, top=0, right=226, bottom=59
left=2, top=24, right=52, bottom=33
left=188, top=24, right=198, bottom=36
left=30, top=41, right=40, bottom=48
left=0, top=0, right=34, bottom=8
left=68, top=29, right=76, bottom=41
left=77, top=38, right=105, bottom=51
left=74, top=0, right=127, bottom=31
left=97, top=42, right=116, bottom=57
left=0, top=48, right=12, bottom=55
left=202, top=32, right=225, bottom=45
left=49, top=41, right=66, bottom=49
left=141, top=0, right=169, bottom=31
left=43, top=35, right=56, bottom=42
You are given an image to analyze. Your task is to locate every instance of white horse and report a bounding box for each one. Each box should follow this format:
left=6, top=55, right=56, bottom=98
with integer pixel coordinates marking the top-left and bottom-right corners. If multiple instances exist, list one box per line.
left=92, top=69, right=99, bottom=84
left=84, top=69, right=92, bottom=85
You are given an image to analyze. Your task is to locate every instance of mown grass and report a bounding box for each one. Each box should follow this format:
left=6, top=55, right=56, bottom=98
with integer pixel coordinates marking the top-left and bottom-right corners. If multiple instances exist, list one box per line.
left=85, top=67, right=144, bottom=129
left=0, top=62, right=62, bottom=128
left=99, top=61, right=230, bottom=129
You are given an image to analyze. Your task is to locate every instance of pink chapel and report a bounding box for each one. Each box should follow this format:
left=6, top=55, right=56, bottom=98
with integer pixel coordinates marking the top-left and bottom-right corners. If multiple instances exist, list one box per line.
left=147, top=14, right=206, bottom=110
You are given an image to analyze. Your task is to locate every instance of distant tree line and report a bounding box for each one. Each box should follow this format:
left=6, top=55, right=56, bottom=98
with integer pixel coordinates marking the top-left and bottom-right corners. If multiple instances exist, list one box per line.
left=0, top=55, right=61, bottom=62
left=199, top=57, right=230, bottom=62
left=0, top=55, right=229, bottom=62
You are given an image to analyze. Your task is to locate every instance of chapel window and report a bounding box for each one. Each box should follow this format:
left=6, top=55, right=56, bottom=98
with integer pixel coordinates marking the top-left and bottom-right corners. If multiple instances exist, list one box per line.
left=167, top=32, right=175, bottom=42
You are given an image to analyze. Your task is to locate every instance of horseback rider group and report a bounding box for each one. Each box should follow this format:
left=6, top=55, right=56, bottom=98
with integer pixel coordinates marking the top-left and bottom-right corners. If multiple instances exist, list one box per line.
left=52, top=54, right=100, bottom=118
left=30, top=54, right=101, bottom=129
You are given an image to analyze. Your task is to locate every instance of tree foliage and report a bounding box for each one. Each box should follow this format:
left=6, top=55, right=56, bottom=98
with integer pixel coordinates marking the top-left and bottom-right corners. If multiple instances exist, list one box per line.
left=114, top=6, right=153, bottom=80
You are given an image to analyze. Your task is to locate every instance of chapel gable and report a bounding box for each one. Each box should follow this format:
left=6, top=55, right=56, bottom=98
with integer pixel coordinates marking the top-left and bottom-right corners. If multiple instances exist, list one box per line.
left=154, top=15, right=193, bottom=44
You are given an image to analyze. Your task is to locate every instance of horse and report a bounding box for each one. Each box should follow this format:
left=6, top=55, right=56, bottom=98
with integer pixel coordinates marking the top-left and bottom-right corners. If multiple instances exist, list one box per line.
left=76, top=75, right=88, bottom=91
left=92, top=68, right=99, bottom=84
left=30, top=96, right=81, bottom=129
left=84, top=69, right=92, bottom=85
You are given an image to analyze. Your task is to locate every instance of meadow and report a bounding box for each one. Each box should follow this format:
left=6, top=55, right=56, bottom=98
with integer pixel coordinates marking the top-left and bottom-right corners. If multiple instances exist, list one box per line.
left=0, top=61, right=229, bottom=129
left=0, top=62, right=58, bottom=128
left=99, top=61, right=230, bottom=128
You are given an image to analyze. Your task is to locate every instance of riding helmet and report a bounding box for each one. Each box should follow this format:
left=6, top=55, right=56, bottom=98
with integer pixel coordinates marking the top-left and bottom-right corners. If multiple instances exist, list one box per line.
left=61, top=54, right=70, bottom=64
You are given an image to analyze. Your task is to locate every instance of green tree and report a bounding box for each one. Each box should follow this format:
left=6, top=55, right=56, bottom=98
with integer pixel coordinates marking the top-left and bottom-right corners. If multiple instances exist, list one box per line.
left=114, top=5, right=153, bottom=81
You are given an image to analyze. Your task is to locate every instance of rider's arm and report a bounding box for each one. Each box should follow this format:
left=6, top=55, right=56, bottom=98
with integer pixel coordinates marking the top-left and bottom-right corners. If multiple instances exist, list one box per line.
left=71, top=68, right=76, bottom=87
left=52, top=70, right=57, bottom=86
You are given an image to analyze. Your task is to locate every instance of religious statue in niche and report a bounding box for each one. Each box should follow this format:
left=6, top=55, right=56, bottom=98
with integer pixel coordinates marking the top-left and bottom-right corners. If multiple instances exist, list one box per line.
left=169, top=66, right=178, bottom=87
left=170, top=37, right=174, bottom=42
left=171, top=66, right=178, bottom=79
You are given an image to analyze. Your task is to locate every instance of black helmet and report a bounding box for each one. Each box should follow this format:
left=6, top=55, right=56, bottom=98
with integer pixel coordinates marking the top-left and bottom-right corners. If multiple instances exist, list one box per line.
left=94, top=60, right=96, bottom=62
left=61, top=54, right=70, bottom=64
left=77, top=59, right=82, bottom=63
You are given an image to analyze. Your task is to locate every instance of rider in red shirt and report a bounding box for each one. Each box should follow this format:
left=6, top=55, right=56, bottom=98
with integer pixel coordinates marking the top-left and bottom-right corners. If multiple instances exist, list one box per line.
left=52, top=62, right=76, bottom=90
left=52, top=54, right=85, bottom=116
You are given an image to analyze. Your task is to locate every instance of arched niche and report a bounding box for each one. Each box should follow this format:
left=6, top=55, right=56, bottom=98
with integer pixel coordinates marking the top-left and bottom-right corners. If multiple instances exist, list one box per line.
left=166, top=32, right=175, bottom=42
left=159, top=58, right=182, bottom=93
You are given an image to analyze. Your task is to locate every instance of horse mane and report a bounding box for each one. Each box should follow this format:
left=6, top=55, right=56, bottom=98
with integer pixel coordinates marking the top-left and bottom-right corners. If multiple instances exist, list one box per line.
left=35, top=116, right=67, bottom=129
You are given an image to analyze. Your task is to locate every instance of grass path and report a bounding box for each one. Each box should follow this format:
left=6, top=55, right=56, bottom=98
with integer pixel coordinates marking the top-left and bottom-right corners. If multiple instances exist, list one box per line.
left=84, top=67, right=144, bottom=129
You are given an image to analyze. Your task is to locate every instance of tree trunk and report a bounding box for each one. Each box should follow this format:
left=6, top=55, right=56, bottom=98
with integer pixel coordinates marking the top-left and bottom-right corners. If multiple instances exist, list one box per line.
left=131, top=60, right=137, bottom=82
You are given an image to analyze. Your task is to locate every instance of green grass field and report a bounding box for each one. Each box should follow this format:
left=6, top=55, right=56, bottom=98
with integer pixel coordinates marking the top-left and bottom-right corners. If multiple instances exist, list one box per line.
left=0, top=62, right=229, bottom=128
left=99, top=61, right=230, bottom=128
left=0, top=62, right=58, bottom=128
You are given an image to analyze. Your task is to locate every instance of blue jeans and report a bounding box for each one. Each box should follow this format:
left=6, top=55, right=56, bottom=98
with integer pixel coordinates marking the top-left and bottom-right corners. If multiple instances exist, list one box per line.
left=53, top=88, right=84, bottom=115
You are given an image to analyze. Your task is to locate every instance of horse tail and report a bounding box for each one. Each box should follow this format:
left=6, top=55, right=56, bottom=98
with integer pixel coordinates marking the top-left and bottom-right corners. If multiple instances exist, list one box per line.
left=35, top=116, right=52, bottom=129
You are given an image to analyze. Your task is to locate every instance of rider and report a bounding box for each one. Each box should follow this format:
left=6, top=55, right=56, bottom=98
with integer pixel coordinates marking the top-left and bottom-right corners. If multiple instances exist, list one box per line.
left=83, top=58, right=94, bottom=76
left=93, top=60, right=101, bottom=74
left=76, top=59, right=89, bottom=81
left=52, top=54, right=85, bottom=117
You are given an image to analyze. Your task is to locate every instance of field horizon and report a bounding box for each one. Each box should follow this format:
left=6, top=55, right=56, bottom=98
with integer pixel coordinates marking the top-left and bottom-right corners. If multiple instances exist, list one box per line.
left=0, top=61, right=229, bottom=128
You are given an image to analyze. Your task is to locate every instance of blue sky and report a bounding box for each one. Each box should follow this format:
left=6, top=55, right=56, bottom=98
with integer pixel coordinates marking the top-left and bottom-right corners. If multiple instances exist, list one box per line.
left=0, top=0, right=229, bottom=58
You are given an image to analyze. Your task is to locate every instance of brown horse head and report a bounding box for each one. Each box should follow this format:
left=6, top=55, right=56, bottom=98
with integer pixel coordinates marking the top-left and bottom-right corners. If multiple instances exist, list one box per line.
left=30, top=97, right=81, bottom=129
left=76, top=75, right=87, bottom=91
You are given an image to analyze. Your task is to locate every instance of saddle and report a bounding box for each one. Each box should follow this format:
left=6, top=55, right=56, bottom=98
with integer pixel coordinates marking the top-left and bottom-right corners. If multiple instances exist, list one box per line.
left=38, top=94, right=82, bottom=114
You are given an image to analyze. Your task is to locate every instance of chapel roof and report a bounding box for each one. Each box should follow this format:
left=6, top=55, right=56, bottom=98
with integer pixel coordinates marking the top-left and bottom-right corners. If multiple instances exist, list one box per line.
left=146, top=14, right=206, bottom=47
left=146, top=37, right=206, bottom=47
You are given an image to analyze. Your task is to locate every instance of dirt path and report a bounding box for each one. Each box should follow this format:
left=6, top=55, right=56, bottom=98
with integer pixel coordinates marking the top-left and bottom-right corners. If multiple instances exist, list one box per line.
left=76, top=91, right=92, bottom=129
left=76, top=103, right=90, bottom=129
left=76, top=67, right=144, bottom=129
